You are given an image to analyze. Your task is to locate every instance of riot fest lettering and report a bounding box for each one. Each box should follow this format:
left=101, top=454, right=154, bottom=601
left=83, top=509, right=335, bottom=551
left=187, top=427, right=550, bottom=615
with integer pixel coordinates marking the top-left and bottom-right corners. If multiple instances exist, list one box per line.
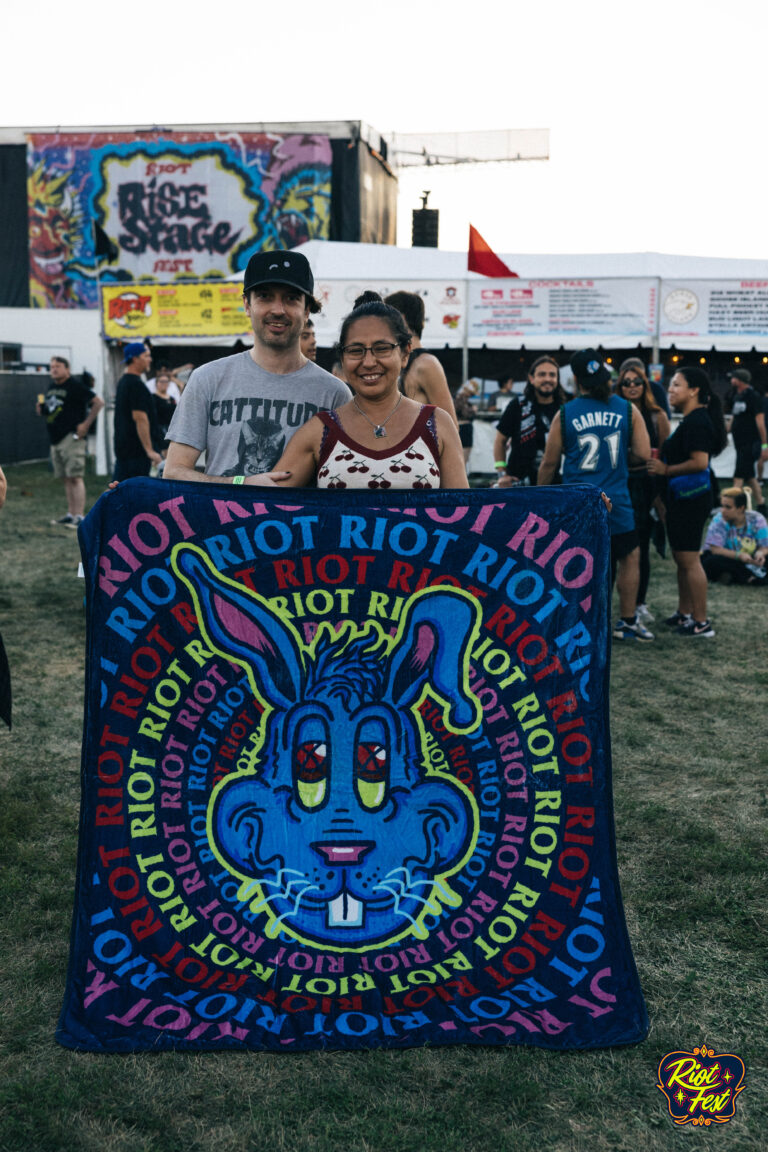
left=117, top=160, right=243, bottom=258
left=57, top=482, right=648, bottom=1052
left=657, top=1045, right=746, bottom=1126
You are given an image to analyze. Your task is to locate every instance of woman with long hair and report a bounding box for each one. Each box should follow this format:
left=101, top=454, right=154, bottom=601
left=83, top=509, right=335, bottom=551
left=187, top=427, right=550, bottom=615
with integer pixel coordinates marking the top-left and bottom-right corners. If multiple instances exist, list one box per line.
left=271, top=292, right=468, bottom=490
left=616, top=359, right=671, bottom=622
left=384, top=290, right=458, bottom=427
left=453, top=379, right=480, bottom=468
left=648, top=366, right=727, bottom=637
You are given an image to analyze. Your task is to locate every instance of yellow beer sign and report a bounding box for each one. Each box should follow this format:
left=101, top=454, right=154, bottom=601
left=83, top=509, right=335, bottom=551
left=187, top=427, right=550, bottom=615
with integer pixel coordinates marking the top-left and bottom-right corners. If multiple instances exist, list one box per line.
left=101, top=281, right=250, bottom=340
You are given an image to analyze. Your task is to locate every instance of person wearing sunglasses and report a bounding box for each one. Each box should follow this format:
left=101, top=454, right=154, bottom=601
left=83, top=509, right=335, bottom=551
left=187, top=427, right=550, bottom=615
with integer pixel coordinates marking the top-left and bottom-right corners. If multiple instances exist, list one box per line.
left=615, top=359, right=671, bottom=623
left=270, top=292, right=468, bottom=489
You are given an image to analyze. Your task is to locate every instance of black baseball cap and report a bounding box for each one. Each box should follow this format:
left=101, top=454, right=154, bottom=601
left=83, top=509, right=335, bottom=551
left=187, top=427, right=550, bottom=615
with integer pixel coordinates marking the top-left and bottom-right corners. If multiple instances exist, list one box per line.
left=730, top=368, right=751, bottom=384
left=570, top=348, right=611, bottom=389
left=243, top=250, right=315, bottom=298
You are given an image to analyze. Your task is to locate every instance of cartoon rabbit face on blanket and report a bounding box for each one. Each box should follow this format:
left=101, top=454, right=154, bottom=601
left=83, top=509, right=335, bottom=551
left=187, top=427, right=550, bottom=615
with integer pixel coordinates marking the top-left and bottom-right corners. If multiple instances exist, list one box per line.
left=173, top=546, right=483, bottom=951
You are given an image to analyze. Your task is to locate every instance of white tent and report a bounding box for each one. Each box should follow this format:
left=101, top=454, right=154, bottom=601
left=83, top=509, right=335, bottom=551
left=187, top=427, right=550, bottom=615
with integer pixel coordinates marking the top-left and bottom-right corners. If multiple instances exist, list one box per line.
left=299, top=242, right=768, bottom=354
left=298, top=240, right=768, bottom=282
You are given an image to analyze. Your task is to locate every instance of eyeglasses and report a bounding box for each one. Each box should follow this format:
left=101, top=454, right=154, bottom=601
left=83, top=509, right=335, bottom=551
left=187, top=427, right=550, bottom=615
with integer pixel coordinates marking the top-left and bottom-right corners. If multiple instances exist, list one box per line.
left=341, top=341, right=399, bottom=360
left=621, top=377, right=644, bottom=387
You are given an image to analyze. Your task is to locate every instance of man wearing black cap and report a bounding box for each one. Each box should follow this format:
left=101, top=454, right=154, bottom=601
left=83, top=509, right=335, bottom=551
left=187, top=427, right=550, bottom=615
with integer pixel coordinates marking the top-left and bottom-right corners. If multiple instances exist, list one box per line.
left=113, top=343, right=162, bottom=481
left=538, top=348, right=653, bottom=641
left=164, top=250, right=350, bottom=483
left=724, top=368, right=768, bottom=513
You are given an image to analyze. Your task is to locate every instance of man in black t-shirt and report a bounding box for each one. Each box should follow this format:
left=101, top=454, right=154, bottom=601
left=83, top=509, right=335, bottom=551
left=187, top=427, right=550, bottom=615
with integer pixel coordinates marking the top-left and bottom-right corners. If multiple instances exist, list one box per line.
left=113, top=343, right=162, bottom=481
left=725, top=369, right=768, bottom=512
left=38, top=355, right=103, bottom=527
left=493, top=356, right=566, bottom=486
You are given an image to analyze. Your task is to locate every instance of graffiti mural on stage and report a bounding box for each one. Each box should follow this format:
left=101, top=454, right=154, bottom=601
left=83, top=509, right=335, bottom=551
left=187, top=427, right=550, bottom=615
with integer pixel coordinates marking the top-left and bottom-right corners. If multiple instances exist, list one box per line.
left=58, top=482, right=648, bottom=1052
left=27, top=131, right=332, bottom=308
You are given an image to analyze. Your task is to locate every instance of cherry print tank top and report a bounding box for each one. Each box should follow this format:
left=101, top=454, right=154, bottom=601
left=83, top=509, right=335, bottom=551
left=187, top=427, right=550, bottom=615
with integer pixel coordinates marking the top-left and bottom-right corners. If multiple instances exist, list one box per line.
left=316, top=405, right=441, bottom=490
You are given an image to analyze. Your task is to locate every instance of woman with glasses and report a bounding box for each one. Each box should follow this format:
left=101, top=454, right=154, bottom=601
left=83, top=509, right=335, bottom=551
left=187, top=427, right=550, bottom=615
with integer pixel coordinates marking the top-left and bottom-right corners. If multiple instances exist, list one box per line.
left=616, top=359, right=671, bottom=623
left=271, top=292, right=468, bottom=489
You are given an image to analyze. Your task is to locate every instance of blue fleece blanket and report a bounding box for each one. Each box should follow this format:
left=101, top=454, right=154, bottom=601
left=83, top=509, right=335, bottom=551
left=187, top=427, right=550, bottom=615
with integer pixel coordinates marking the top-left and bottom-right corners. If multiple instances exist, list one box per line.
left=58, top=479, right=647, bottom=1052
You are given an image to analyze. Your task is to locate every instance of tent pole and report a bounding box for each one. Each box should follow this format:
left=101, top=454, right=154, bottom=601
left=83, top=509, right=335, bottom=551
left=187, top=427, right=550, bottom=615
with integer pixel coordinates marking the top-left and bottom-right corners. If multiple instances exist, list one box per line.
left=462, top=276, right=470, bottom=384
left=652, top=276, right=661, bottom=362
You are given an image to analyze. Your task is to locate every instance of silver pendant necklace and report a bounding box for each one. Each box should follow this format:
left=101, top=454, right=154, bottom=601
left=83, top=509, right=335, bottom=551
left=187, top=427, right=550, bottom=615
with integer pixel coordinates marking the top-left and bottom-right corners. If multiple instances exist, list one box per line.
left=353, top=392, right=402, bottom=438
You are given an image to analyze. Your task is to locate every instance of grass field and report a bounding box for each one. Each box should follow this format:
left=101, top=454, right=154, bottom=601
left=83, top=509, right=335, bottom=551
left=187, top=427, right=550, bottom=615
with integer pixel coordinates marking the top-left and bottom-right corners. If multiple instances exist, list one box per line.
left=0, top=463, right=765, bottom=1152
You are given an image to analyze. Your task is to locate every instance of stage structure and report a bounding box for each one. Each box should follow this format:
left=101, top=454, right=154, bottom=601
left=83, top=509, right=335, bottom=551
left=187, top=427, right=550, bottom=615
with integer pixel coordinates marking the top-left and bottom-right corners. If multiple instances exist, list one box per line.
left=0, top=122, right=397, bottom=310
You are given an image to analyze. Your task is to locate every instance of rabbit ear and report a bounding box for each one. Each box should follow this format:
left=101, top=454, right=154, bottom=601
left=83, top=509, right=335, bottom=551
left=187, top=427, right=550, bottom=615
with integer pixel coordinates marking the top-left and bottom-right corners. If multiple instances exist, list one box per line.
left=383, top=589, right=482, bottom=731
left=172, top=545, right=302, bottom=709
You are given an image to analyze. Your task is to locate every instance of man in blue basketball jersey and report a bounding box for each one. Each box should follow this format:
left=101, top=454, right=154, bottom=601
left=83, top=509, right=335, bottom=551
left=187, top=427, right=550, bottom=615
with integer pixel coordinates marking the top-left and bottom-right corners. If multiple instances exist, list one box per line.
left=538, top=349, right=653, bottom=641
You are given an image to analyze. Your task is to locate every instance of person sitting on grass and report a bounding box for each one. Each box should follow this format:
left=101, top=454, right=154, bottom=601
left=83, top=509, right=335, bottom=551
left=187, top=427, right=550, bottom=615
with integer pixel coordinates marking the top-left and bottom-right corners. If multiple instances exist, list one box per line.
left=701, top=487, right=768, bottom=584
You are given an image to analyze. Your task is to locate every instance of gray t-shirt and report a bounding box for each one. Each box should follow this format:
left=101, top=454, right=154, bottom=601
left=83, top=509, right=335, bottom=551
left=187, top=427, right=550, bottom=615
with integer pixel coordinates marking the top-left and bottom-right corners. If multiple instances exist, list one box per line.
left=167, top=352, right=351, bottom=476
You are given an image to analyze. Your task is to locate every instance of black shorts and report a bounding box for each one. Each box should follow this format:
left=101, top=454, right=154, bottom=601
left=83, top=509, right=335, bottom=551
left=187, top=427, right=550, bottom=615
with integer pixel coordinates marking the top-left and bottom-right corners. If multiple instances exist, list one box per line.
left=610, top=528, right=639, bottom=562
left=733, top=442, right=758, bottom=481
left=113, top=456, right=151, bottom=482
left=665, top=491, right=713, bottom=552
left=459, top=423, right=474, bottom=448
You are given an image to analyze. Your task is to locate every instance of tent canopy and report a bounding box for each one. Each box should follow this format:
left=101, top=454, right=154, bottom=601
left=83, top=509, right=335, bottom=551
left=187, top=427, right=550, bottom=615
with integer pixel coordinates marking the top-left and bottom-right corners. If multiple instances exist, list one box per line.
left=294, top=241, right=768, bottom=282
left=287, top=243, right=768, bottom=353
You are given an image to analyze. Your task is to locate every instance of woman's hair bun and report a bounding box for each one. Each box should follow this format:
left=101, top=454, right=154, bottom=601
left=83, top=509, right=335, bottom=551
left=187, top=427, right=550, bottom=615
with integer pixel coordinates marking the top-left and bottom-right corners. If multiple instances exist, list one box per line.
left=353, top=290, right=383, bottom=309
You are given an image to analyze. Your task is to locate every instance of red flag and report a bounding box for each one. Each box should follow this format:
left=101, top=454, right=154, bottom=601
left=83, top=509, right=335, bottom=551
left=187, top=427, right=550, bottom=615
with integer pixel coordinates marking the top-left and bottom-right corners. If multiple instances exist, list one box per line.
left=468, top=224, right=517, bottom=277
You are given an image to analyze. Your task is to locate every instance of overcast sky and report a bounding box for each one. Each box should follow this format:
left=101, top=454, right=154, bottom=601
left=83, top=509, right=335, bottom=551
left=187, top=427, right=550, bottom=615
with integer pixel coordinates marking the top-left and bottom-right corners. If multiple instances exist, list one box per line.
left=6, top=0, right=767, bottom=259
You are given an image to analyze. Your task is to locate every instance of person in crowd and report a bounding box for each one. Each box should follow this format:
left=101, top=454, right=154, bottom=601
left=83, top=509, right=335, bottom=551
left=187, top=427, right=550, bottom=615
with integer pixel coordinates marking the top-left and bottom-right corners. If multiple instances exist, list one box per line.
left=152, top=371, right=177, bottom=433
left=113, top=343, right=162, bottom=481
left=487, top=376, right=515, bottom=410
left=723, top=368, right=768, bottom=513
left=146, top=362, right=189, bottom=403
left=300, top=317, right=317, bottom=362
left=619, top=356, right=671, bottom=416
left=384, top=290, right=458, bottom=426
left=757, top=381, right=768, bottom=483
left=151, top=371, right=177, bottom=465
left=270, top=292, right=467, bottom=490
left=454, top=379, right=480, bottom=467
left=164, top=250, right=350, bottom=483
left=538, top=348, right=652, bottom=641
left=648, top=366, right=728, bottom=637
left=615, top=359, right=671, bottom=622
left=0, top=465, right=8, bottom=727
left=493, top=356, right=566, bottom=488
left=38, top=355, right=103, bottom=527
left=701, top=487, right=767, bottom=584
